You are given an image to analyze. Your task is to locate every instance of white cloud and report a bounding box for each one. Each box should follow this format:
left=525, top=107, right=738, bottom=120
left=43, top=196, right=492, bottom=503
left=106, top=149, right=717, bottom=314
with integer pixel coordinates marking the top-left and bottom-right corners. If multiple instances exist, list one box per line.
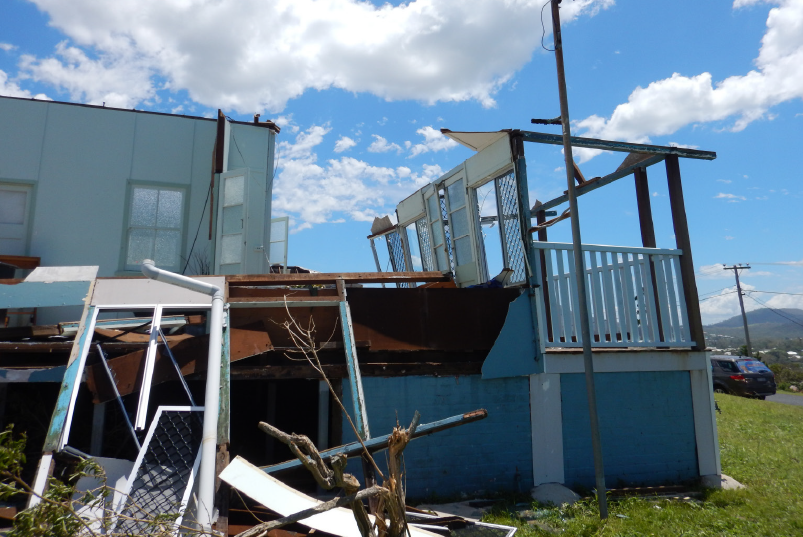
left=701, top=284, right=758, bottom=324
left=334, top=136, right=357, bottom=153
left=272, top=124, right=445, bottom=229
left=19, top=41, right=153, bottom=108
left=18, top=0, right=613, bottom=113
left=717, top=179, right=732, bottom=183
left=0, top=43, right=17, bottom=52
left=367, top=134, right=402, bottom=154
left=408, top=126, right=459, bottom=157
left=725, top=235, right=735, bottom=240
left=0, top=70, right=49, bottom=100
left=733, top=0, right=779, bottom=8
left=574, top=0, right=803, bottom=161
left=274, top=115, right=300, bottom=134
left=698, top=264, right=730, bottom=280
left=714, top=193, right=747, bottom=201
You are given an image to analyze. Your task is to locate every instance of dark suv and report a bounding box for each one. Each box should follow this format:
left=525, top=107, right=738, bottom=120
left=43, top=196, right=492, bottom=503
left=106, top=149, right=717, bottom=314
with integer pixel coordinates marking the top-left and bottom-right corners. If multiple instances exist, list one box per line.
left=710, top=355, right=776, bottom=399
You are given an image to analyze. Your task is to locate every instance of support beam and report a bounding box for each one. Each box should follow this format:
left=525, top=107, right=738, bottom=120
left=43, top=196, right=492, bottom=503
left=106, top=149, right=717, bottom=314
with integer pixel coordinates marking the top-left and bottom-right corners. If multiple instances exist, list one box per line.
left=519, top=131, right=717, bottom=160
left=536, top=210, right=553, bottom=343
left=635, top=167, right=664, bottom=341
left=226, top=271, right=449, bottom=286
left=665, top=156, right=705, bottom=351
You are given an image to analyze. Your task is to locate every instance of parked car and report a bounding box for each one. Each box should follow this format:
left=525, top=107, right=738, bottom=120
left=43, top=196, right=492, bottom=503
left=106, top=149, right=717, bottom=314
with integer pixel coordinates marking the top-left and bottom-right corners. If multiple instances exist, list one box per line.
left=710, top=355, right=776, bottom=399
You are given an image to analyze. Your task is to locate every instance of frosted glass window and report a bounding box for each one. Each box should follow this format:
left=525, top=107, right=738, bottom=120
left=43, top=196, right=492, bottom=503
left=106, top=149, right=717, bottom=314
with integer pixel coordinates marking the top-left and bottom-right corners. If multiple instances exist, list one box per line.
left=222, top=205, right=243, bottom=235
left=0, top=190, right=27, bottom=225
left=451, top=207, right=469, bottom=238
left=224, top=175, right=244, bottom=206
left=221, top=234, right=242, bottom=264
left=270, top=219, right=287, bottom=242
left=126, top=186, right=185, bottom=271
left=455, top=236, right=474, bottom=266
left=447, top=179, right=465, bottom=209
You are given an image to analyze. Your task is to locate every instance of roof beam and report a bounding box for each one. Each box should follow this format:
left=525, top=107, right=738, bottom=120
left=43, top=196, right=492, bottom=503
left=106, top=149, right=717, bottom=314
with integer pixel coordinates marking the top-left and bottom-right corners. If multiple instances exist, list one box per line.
left=519, top=131, right=717, bottom=160
left=226, top=271, right=450, bottom=286
left=537, top=154, right=665, bottom=212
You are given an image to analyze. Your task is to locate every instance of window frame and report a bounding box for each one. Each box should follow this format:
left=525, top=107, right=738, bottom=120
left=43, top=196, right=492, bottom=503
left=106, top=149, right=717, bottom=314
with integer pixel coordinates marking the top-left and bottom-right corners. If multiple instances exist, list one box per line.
left=0, top=180, right=36, bottom=256
left=120, top=181, right=190, bottom=274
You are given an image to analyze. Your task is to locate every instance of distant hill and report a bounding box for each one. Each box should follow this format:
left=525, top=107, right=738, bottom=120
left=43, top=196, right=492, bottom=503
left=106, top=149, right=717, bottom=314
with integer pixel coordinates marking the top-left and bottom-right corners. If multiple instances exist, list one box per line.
left=705, top=308, right=803, bottom=341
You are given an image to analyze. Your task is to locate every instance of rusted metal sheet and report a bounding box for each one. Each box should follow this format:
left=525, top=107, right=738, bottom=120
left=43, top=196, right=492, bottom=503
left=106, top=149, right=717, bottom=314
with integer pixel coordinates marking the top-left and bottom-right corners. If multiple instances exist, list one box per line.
left=85, top=324, right=272, bottom=403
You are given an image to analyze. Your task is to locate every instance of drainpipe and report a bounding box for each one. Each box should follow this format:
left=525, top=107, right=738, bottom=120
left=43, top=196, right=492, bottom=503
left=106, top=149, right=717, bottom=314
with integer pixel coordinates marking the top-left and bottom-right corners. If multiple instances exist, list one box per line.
left=141, top=259, right=223, bottom=533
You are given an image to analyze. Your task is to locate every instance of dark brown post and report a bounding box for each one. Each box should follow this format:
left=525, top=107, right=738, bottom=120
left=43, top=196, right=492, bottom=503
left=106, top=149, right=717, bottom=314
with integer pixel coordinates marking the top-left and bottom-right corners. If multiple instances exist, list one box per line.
left=665, top=156, right=705, bottom=351
left=634, top=167, right=664, bottom=341
left=536, top=210, right=553, bottom=342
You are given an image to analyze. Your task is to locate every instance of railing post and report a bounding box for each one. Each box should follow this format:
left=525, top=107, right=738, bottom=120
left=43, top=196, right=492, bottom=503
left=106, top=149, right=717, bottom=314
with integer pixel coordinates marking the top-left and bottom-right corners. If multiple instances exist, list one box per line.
left=634, top=167, right=664, bottom=341
left=665, top=155, right=705, bottom=351
left=536, top=210, right=553, bottom=343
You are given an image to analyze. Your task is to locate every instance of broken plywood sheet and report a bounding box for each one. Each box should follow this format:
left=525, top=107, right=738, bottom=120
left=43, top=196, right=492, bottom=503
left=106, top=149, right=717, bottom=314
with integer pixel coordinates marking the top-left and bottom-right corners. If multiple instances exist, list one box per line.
left=221, top=456, right=439, bottom=537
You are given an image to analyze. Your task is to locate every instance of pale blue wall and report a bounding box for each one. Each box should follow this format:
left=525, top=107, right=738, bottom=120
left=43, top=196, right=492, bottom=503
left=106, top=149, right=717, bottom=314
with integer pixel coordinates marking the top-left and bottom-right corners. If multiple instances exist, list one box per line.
left=561, top=371, right=699, bottom=489
left=342, top=375, right=533, bottom=499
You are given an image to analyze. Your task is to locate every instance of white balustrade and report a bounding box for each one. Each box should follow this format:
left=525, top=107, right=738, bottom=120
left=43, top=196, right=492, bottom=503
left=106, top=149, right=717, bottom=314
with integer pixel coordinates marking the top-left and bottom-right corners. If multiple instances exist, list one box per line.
left=532, top=242, right=694, bottom=348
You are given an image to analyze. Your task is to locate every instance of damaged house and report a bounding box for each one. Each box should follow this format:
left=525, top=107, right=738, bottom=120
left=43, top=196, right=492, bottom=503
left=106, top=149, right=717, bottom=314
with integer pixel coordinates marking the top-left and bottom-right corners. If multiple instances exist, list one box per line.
left=0, top=95, right=720, bottom=534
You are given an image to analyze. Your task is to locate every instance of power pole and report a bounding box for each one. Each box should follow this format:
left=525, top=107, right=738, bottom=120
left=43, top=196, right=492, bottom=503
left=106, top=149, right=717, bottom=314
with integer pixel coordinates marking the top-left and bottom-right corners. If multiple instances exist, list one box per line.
left=723, top=264, right=752, bottom=358
left=550, top=0, right=608, bottom=519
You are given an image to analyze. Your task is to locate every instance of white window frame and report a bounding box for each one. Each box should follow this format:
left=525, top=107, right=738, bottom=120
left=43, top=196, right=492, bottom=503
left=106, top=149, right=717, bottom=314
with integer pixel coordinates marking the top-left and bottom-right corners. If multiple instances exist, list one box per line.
left=123, top=183, right=187, bottom=273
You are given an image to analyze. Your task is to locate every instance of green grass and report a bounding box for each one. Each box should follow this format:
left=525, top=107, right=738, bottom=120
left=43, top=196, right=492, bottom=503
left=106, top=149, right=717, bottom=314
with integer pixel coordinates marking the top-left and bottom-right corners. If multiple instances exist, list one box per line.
left=482, top=394, right=803, bottom=536
left=778, top=389, right=803, bottom=397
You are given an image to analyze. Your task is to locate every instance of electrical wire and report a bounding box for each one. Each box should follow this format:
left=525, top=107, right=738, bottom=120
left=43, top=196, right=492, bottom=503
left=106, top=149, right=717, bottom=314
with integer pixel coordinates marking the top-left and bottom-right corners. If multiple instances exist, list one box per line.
left=744, top=293, right=803, bottom=329
left=699, top=290, right=738, bottom=302
left=749, top=290, right=803, bottom=297
left=181, top=179, right=212, bottom=275
left=541, top=1, right=555, bottom=52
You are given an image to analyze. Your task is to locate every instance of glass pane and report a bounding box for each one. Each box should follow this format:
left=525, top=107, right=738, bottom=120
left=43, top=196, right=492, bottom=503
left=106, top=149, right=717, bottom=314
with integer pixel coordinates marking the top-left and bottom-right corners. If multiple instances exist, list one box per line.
left=222, top=205, right=243, bottom=235
left=451, top=207, right=469, bottom=238
left=127, top=228, right=154, bottom=266
left=154, top=229, right=181, bottom=268
left=271, top=219, right=287, bottom=242
left=426, top=195, right=439, bottom=222
left=221, top=234, right=242, bottom=264
left=156, top=189, right=183, bottom=228
left=270, top=240, right=286, bottom=265
left=455, top=236, right=474, bottom=266
left=447, top=179, right=465, bottom=209
left=131, top=187, right=158, bottom=226
left=0, top=190, right=27, bottom=225
left=406, top=224, right=423, bottom=271
left=224, top=175, right=244, bottom=206
left=431, top=222, right=443, bottom=247
left=436, top=247, right=448, bottom=271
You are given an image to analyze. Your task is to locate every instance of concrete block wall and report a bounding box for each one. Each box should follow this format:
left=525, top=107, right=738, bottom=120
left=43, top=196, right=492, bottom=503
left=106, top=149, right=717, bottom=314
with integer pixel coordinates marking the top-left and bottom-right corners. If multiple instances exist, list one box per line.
left=342, top=375, right=533, bottom=499
left=561, top=371, right=699, bottom=489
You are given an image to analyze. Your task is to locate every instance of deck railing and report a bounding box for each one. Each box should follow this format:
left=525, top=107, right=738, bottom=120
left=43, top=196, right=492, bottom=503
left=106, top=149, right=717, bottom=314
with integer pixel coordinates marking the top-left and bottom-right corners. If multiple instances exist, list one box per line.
left=532, top=242, right=695, bottom=348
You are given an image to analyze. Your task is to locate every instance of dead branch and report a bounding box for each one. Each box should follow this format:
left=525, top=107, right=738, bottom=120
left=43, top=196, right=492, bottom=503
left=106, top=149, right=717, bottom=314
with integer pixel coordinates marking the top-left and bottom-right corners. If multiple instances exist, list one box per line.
left=234, top=486, right=387, bottom=537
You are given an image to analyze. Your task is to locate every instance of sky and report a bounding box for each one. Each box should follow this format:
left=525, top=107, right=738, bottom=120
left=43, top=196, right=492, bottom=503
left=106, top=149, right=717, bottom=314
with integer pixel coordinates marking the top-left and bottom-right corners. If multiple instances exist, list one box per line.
left=1, top=0, right=802, bottom=324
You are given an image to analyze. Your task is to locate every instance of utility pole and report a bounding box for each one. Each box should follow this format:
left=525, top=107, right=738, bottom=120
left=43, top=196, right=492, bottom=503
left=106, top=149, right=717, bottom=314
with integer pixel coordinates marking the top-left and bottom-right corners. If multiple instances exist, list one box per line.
left=723, top=264, right=752, bottom=358
left=549, top=0, right=608, bottom=519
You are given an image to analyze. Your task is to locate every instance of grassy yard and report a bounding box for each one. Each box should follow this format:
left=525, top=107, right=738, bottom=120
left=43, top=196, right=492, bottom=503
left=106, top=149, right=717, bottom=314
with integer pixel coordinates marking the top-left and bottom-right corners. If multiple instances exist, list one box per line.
left=482, top=394, right=803, bottom=536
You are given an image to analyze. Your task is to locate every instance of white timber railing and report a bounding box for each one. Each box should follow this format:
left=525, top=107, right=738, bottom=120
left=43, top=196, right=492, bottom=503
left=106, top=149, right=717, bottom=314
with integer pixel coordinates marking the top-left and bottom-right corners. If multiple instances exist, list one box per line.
left=532, top=242, right=695, bottom=348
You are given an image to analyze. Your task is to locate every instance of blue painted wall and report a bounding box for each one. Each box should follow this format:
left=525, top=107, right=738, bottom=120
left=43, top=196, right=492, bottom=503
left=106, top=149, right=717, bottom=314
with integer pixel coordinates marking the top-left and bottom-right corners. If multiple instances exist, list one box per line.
left=342, top=375, right=533, bottom=499
left=561, top=371, right=698, bottom=489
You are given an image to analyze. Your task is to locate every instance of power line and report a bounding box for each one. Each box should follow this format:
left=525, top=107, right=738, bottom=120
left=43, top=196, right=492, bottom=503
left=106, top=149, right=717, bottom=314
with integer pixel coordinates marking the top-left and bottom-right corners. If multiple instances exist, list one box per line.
left=699, top=290, right=738, bottom=302
left=744, top=293, right=803, bottom=330
left=749, top=290, right=803, bottom=297
left=699, top=286, right=734, bottom=298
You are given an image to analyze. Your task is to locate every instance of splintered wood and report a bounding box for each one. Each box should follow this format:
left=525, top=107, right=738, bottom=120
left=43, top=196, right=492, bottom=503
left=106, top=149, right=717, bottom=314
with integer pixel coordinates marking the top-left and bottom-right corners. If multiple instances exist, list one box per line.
left=250, top=415, right=420, bottom=537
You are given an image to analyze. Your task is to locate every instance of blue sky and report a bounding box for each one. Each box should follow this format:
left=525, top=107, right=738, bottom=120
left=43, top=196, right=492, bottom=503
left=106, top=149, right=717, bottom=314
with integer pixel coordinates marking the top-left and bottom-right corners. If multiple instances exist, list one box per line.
left=2, top=0, right=802, bottom=323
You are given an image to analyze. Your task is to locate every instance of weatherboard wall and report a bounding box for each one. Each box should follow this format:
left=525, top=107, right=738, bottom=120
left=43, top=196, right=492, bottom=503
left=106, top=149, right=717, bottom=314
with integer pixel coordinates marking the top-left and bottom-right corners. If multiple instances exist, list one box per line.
left=560, top=371, right=699, bottom=489
left=342, top=375, right=533, bottom=498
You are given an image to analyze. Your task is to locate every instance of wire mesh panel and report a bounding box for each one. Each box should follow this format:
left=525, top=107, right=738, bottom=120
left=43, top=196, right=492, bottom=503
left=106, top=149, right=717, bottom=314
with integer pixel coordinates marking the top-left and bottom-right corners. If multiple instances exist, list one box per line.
left=114, top=407, right=203, bottom=534
left=439, top=194, right=456, bottom=273
left=415, top=217, right=435, bottom=272
left=385, top=230, right=410, bottom=288
left=495, top=172, right=526, bottom=283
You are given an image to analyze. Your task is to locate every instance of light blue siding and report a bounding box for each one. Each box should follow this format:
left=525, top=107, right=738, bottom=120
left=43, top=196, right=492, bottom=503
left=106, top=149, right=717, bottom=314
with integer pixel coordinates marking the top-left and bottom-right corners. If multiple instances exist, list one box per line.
left=561, top=371, right=698, bottom=489
left=342, top=375, right=533, bottom=498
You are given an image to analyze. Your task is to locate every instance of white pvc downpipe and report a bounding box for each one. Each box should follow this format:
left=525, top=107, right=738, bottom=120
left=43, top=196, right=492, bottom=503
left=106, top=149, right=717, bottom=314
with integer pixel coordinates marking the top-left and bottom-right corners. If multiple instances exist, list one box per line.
left=141, top=259, right=223, bottom=533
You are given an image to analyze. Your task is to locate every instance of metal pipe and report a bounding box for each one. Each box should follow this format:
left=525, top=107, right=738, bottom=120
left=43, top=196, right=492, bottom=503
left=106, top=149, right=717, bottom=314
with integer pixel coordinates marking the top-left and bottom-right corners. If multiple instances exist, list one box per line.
left=550, top=0, right=608, bottom=518
left=141, top=259, right=223, bottom=532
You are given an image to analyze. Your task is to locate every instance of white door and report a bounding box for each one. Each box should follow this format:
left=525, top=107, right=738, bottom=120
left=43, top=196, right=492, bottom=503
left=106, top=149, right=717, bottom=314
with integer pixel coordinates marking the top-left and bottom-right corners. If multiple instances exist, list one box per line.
left=0, top=183, right=33, bottom=256
left=269, top=216, right=289, bottom=273
left=215, top=170, right=247, bottom=275
left=444, top=172, right=481, bottom=286
left=423, top=185, right=449, bottom=272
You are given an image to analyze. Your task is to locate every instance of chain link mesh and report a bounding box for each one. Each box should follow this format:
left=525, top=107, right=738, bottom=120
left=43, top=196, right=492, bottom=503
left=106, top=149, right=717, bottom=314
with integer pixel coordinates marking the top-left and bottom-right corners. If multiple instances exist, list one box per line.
left=114, top=409, right=203, bottom=534
left=440, top=195, right=456, bottom=273
left=496, top=172, right=526, bottom=283
left=385, top=230, right=410, bottom=288
left=415, top=217, right=435, bottom=272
